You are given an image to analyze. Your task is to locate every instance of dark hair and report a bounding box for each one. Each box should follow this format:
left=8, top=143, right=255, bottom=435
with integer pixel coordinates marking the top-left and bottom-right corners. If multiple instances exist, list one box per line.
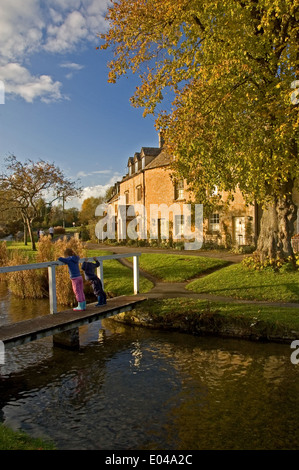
left=64, top=248, right=76, bottom=257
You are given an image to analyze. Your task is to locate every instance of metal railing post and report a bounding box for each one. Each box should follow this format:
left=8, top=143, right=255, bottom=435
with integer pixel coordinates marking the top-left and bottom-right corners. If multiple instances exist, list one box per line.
left=48, top=265, right=57, bottom=314
left=97, top=261, right=104, bottom=290
left=133, top=255, right=139, bottom=295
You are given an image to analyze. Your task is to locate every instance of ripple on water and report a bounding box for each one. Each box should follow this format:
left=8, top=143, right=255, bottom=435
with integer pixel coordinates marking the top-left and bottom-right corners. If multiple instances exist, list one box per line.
left=1, top=288, right=299, bottom=449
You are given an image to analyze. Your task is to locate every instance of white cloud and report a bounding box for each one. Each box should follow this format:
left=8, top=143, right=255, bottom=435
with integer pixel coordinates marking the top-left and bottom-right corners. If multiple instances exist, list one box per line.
left=67, top=174, right=121, bottom=209
left=77, top=169, right=112, bottom=178
left=60, top=62, right=85, bottom=70
left=0, top=63, right=63, bottom=102
left=0, top=0, right=110, bottom=102
left=45, top=11, right=88, bottom=53
left=0, top=0, right=44, bottom=63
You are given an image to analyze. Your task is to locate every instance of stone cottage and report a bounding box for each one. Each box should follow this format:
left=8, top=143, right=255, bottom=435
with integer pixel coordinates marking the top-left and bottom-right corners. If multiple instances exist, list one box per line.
left=106, top=135, right=299, bottom=249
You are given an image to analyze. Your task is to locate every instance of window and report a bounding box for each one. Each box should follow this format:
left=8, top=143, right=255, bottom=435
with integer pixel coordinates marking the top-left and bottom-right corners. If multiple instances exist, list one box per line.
left=174, top=215, right=184, bottom=238
left=136, top=185, right=142, bottom=201
left=174, top=180, right=184, bottom=200
left=209, top=213, right=220, bottom=232
left=135, top=161, right=139, bottom=173
left=124, top=191, right=129, bottom=205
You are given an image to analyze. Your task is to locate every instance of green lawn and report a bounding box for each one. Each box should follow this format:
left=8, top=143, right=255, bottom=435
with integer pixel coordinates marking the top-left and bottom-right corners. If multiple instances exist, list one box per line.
left=129, top=253, right=229, bottom=282
left=87, top=249, right=153, bottom=295
left=5, top=241, right=37, bottom=261
left=186, top=263, right=299, bottom=303
left=0, top=424, right=55, bottom=450
left=132, top=298, right=299, bottom=332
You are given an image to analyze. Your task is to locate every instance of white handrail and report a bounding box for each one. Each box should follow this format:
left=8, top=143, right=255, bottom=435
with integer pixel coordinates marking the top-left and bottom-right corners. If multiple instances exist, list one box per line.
left=0, top=253, right=141, bottom=314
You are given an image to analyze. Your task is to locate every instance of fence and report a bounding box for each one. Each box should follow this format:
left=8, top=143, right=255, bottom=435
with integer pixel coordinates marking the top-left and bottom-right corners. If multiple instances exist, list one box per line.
left=0, top=253, right=141, bottom=314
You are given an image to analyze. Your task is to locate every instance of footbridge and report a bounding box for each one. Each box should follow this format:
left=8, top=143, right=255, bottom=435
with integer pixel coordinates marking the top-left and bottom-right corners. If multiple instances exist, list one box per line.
left=0, top=253, right=146, bottom=351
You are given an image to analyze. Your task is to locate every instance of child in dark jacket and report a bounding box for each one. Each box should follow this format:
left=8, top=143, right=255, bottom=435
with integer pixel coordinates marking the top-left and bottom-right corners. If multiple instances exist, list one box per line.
left=58, top=248, right=86, bottom=311
left=81, top=257, right=107, bottom=306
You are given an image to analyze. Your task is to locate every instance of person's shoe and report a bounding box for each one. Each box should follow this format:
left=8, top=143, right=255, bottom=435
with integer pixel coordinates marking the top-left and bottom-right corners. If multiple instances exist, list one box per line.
left=95, top=296, right=107, bottom=306
left=73, top=302, right=85, bottom=311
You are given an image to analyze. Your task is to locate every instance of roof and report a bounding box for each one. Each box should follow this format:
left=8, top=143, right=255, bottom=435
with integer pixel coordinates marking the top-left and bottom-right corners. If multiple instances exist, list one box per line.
left=144, top=149, right=171, bottom=169
left=140, top=147, right=161, bottom=157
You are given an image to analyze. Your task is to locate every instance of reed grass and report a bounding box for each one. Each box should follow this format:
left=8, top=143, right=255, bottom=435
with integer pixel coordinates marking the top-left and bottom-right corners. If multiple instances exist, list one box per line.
left=0, top=237, right=88, bottom=305
left=51, top=236, right=87, bottom=306
left=0, top=241, right=9, bottom=281
left=7, top=251, right=46, bottom=299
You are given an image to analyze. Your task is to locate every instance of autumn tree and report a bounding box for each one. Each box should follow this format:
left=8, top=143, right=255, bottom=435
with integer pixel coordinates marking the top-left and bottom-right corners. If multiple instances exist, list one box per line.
left=101, top=0, right=299, bottom=260
left=0, top=156, right=81, bottom=250
left=79, top=196, right=104, bottom=225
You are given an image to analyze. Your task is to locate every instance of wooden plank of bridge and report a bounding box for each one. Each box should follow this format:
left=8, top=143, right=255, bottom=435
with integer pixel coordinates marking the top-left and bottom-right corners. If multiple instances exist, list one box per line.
left=0, top=296, right=147, bottom=350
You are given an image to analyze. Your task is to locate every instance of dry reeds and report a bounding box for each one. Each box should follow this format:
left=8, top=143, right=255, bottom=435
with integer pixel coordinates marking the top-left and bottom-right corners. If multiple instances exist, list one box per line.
left=2, top=236, right=87, bottom=306
left=0, top=241, right=9, bottom=281
left=7, top=251, right=46, bottom=299
left=53, top=237, right=87, bottom=306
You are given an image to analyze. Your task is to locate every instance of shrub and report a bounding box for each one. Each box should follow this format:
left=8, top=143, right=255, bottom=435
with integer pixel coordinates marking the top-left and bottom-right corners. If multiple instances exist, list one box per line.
left=0, top=241, right=9, bottom=281
left=242, top=251, right=299, bottom=272
left=7, top=251, right=46, bottom=299
left=54, top=226, right=65, bottom=235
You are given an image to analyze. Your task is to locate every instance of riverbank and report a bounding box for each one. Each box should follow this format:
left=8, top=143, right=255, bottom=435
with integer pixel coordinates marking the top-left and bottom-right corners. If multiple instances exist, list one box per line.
left=0, top=423, right=55, bottom=450
left=112, top=298, right=299, bottom=344
left=87, top=244, right=299, bottom=344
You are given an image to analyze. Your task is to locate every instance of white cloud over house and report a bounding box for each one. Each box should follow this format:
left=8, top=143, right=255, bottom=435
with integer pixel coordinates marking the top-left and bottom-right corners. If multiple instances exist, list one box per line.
left=66, top=173, right=122, bottom=209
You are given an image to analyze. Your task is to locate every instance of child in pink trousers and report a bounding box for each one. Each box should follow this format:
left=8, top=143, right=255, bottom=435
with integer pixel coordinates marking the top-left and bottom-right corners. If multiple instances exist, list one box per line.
left=58, top=248, right=86, bottom=311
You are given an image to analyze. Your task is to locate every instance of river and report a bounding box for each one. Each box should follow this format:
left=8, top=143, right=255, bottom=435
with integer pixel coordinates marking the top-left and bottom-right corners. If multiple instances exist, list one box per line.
left=0, top=282, right=299, bottom=450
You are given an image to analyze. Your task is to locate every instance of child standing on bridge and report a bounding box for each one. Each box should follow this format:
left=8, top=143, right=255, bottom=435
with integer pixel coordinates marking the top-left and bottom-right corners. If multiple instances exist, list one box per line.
left=82, top=257, right=107, bottom=306
left=58, top=248, right=86, bottom=311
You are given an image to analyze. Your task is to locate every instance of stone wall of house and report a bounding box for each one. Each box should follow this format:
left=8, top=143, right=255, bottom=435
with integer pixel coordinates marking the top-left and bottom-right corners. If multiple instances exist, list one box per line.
left=112, top=165, right=256, bottom=246
left=203, top=194, right=255, bottom=248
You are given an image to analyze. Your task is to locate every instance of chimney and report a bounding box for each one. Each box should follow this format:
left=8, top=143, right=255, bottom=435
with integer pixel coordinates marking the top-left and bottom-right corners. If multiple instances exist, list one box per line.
left=159, top=131, right=165, bottom=148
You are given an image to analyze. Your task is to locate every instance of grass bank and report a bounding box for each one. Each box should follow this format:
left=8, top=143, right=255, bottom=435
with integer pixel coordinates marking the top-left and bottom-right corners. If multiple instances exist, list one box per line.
left=87, top=249, right=153, bottom=295
left=186, top=263, right=299, bottom=303
left=0, top=424, right=55, bottom=450
left=114, top=298, right=299, bottom=343
left=128, top=253, right=229, bottom=282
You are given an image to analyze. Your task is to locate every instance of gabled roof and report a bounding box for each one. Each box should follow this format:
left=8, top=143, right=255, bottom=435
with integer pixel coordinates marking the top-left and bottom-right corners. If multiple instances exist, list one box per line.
left=140, top=147, right=160, bottom=157
left=144, top=149, right=171, bottom=169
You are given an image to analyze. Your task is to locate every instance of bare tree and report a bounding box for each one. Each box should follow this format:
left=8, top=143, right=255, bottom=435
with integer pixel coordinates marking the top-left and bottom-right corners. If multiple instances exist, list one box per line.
left=0, top=156, right=82, bottom=250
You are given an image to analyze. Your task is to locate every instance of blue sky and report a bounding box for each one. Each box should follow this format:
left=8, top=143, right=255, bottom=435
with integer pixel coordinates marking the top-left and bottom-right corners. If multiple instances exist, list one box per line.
left=0, top=0, right=160, bottom=208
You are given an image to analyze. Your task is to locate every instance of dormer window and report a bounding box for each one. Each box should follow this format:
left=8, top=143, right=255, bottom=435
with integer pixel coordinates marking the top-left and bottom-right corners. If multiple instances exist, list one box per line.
left=135, top=161, right=139, bottom=173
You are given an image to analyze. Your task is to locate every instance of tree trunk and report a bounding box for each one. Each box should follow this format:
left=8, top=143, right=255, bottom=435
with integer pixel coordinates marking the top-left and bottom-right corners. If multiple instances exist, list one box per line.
left=257, top=187, right=297, bottom=261
left=23, top=223, right=28, bottom=246
left=26, top=218, right=36, bottom=251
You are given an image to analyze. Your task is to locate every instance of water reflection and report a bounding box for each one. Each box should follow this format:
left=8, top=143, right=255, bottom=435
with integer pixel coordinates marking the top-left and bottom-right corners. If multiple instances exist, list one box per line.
left=0, top=283, right=299, bottom=450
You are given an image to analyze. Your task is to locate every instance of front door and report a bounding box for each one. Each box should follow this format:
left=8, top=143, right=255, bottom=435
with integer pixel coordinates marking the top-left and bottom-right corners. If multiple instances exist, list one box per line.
left=234, top=217, right=246, bottom=245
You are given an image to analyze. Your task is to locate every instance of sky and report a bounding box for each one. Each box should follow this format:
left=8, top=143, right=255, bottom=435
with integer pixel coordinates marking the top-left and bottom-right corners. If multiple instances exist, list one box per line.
left=0, top=0, right=160, bottom=209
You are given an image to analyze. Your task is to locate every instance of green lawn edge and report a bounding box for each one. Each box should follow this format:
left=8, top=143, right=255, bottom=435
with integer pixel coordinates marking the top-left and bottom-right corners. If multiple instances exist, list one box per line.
left=114, top=298, right=299, bottom=343
left=186, top=263, right=299, bottom=303
left=0, top=423, right=56, bottom=450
